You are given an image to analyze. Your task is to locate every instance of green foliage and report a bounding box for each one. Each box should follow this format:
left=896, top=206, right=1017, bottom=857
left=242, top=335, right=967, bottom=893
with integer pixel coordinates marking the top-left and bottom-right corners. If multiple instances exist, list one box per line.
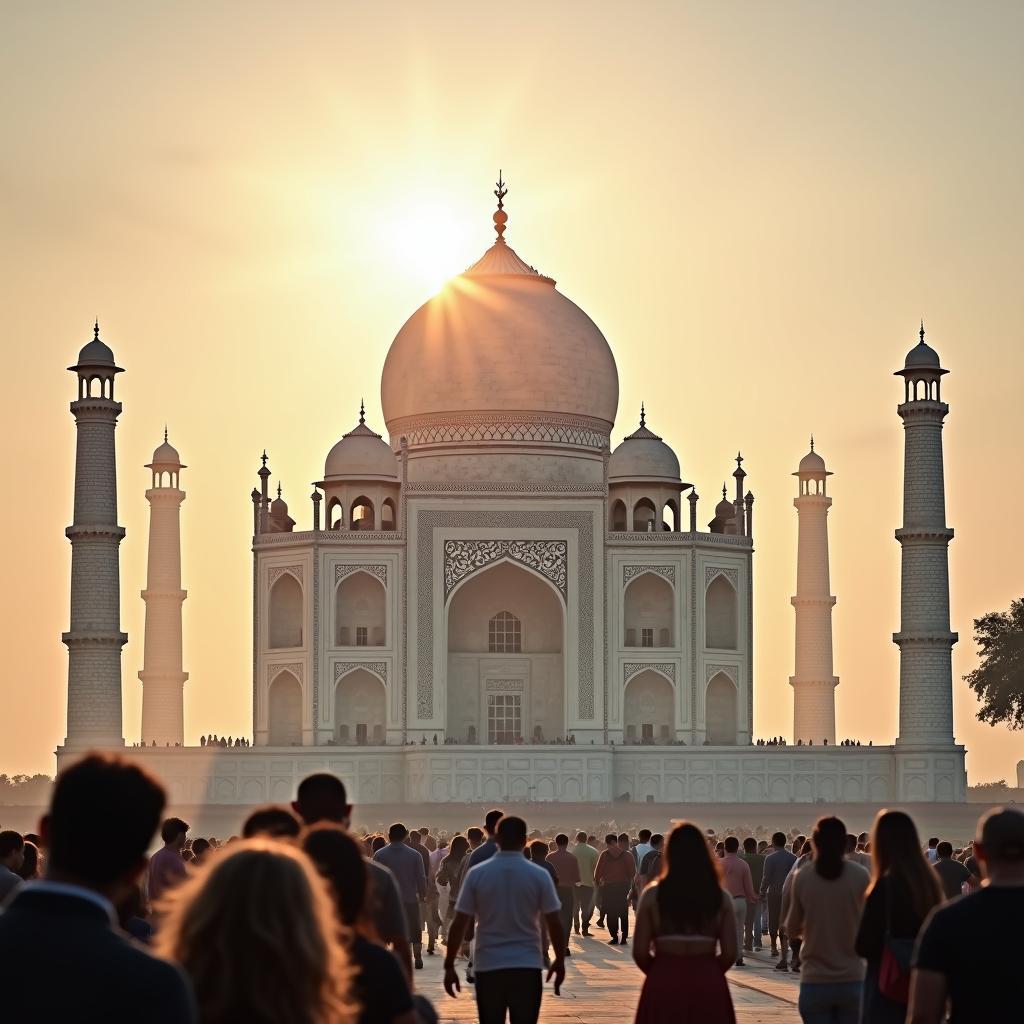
left=964, top=598, right=1024, bottom=730
left=968, top=779, right=1009, bottom=793
left=0, top=773, right=54, bottom=805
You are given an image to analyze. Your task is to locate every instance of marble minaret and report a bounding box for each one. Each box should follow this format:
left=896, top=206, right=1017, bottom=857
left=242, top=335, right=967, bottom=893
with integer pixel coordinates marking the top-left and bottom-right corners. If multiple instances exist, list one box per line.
left=139, top=432, right=188, bottom=745
left=63, top=323, right=126, bottom=748
left=790, top=440, right=838, bottom=744
left=894, top=325, right=957, bottom=747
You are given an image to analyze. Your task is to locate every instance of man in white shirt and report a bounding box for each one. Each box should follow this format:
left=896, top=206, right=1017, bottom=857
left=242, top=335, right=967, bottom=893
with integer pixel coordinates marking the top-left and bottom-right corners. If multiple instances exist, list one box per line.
left=444, top=815, right=565, bottom=1024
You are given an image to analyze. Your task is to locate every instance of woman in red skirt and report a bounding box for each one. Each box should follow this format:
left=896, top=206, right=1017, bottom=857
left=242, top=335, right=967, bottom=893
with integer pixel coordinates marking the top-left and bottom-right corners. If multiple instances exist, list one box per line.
left=631, top=822, right=738, bottom=1024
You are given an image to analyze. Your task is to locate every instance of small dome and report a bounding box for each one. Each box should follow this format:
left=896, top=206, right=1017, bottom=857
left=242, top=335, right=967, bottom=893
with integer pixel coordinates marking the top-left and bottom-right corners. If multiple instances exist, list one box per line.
left=270, top=495, right=288, bottom=515
left=715, top=494, right=735, bottom=519
left=905, top=340, right=941, bottom=369
left=608, top=408, right=681, bottom=483
left=146, top=432, right=185, bottom=471
left=70, top=323, right=122, bottom=373
left=324, top=406, right=397, bottom=481
left=795, top=440, right=830, bottom=477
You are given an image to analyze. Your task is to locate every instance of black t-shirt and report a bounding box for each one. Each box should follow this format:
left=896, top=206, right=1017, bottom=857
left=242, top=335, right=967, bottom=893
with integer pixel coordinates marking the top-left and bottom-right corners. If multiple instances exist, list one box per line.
left=932, top=858, right=970, bottom=901
left=351, top=935, right=414, bottom=1024
left=913, top=885, right=1024, bottom=1023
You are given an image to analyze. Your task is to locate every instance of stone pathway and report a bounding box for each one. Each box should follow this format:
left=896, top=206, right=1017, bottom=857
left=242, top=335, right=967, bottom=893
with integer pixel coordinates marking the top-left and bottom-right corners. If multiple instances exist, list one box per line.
left=415, top=933, right=801, bottom=1023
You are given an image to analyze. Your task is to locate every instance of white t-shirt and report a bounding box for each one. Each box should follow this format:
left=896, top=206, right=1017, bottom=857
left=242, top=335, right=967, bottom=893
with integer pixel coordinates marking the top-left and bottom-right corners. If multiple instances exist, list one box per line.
left=455, top=850, right=561, bottom=972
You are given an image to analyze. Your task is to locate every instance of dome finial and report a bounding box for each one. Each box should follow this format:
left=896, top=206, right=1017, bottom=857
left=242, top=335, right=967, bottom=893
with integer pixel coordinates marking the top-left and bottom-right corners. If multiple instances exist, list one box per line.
left=277, top=482, right=282, bottom=499
left=810, top=434, right=814, bottom=452
left=93, top=318, right=100, bottom=340
left=260, top=449, right=268, bottom=468
left=736, top=451, right=744, bottom=469
left=920, top=319, right=926, bottom=344
left=493, top=170, right=508, bottom=243
left=164, top=424, right=168, bottom=444
left=722, top=483, right=727, bottom=500
left=639, top=402, right=646, bottom=429
left=359, top=398, right=365, bottom=425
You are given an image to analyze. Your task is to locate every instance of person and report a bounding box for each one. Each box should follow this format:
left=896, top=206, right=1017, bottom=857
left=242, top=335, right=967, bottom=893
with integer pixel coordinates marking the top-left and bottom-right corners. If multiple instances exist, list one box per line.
left=157, top=839, right=353, bottom=1024
left=856, top=809, right=942, bottom=1023
left=241, top=803, right=302, bottom=839
left=924, top=837, right=939, bottom=864
left=436, top=834, right=470, bottom=934
left=634, top=829, right=654, bottom=870
left=409, top=828, right=438, bottom=954
left=721, top=836, right=757, bottom=966
left=908, top=806, right=1024, bottom=1023
left=595, top=833, right=636, bottom=945
left=0, top=829, right=25, bottom=900
left=760, top=830, right=797, bottom=968
left=785, top=816, right=869, bottom=1024
left=572, top=831, right=599, bottom=935
left=459, top=808, right=503, bottom=983
left=190, top=837, right=211, bottom=866
left=0, top=753, right=196, bottom=1021
left=15, top=839, right=40, bottom=882
left=847, top=833, right=872, bottom=871
left=547, top=833, right=580, bottom=957
left=740, top=836, right=765, bottom=952
left=149, top=816, right=189, bottom=902
left=292, top=773, right=412, bottom=979
left=302, top=824, right=419, bottom=1024
left=444, top=815, right=565, bottom=1024
left=638, top=833, right=664, bottom=891
left=529, top=839, right=559, bottom=963
left=931, top=841, right=970, bottom=901
left=373, top=823, right=427, bottom=969
left=631, top=822, right=737, bottom=1023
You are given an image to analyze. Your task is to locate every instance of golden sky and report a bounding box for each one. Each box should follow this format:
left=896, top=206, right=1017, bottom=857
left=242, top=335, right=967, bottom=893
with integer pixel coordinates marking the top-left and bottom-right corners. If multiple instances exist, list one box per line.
left=3, top=2, right=1022, bottom=782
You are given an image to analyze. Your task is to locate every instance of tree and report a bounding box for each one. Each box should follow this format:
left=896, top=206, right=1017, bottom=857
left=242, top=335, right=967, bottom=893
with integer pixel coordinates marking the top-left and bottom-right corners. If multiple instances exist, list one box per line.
left=964, top=598, right=1024, bottom=730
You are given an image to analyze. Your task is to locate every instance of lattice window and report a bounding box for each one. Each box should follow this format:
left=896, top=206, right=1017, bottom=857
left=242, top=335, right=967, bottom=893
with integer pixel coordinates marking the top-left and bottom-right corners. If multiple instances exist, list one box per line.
left=641, top=628, right=654, bottom=648
left=488, top=611, right=522, bottom=653
left=487, top=694, right=521, bottom=744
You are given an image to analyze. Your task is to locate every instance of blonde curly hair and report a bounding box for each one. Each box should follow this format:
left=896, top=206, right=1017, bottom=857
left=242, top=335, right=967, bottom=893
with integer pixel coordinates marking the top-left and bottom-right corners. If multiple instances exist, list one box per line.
left=155, top=838, right=355, bottom=1024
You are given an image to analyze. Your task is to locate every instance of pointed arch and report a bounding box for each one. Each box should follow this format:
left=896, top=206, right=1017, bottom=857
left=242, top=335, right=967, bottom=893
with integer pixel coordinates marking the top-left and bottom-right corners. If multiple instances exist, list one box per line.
left=268, top=572, right=303, bottom=648
left=632, top=497, right=657, bottom=532
left=706, top=671, right=738, bottom=745
left=326, top=497, right=343, bottom=530
left=623, top=669, right=674, bottom=744
left=705, top=574, right=737, bottom=649
left=350, top=496, right=374, bottom=531
left=335, top=570, right=386, bottom=647
left=381, top=498, right=396, bottom=531
left=624, top=571, right=674, bottom=648
left=334, top=667, right=386, bottom=745
left=268, top=670, right=302, bottom=745
left=663, top=499, right=678, bottom=532
left=610, top=499, right=627, bottom=531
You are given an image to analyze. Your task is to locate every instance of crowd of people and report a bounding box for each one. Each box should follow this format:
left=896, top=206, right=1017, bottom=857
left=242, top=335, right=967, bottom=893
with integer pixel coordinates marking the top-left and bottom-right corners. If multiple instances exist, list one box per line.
left=0, top=753, right=1021, bottom=1024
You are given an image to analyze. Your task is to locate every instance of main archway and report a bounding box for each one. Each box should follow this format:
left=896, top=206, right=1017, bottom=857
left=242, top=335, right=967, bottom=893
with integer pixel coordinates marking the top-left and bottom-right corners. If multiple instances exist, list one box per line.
left=446, top=560, right=564, bottom=744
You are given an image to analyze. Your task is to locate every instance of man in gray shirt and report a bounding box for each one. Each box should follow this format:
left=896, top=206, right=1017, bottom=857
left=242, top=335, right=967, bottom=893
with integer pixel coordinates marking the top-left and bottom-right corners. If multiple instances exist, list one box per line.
left=759, top=831, right=797, bottom=968
left=374, top=822, right=427, bottom=969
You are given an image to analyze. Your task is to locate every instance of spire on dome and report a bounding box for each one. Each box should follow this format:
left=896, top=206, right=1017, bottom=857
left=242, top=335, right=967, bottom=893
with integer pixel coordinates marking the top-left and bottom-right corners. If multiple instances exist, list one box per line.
left=94, top=319, right=100, bottom=340
left=164, top=424, right=168, bottom=444
left=277, top=482, right=282, bottom=499
left=639, top=403, right=646, bottom=429
left=920, top=319, right=926, bottom=344
left=810, top=434, right=814, bottom=452
left=493, top=170, right=508, bottom=242
left=359, top=398, right=365, bottom=425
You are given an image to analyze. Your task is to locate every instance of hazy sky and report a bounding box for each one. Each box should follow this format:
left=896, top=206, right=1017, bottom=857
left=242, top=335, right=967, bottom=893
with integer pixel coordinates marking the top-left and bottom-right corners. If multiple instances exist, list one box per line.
left=3, top=2, right=1022, bottom=781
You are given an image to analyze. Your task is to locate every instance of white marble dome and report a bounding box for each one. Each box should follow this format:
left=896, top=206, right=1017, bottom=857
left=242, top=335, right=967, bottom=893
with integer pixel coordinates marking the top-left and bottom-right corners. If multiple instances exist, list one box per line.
left=324, top=407, right=397, bottom=481
left=796, top=446, right=828, bottom=476
left=381, top=236, right=619, bottom=439
left=608, top=409, right=681, bottom=483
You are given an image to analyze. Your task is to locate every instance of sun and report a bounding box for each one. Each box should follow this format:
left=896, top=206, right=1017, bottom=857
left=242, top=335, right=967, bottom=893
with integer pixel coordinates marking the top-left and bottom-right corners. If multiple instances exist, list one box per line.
left=371, top=197, right=477, bottom=294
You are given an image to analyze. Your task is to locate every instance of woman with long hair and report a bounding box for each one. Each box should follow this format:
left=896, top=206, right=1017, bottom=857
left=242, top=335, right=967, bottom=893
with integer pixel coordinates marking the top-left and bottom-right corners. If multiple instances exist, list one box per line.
left=302, top=825, right=418, bottom=1024
left=855, top=810, right=943, bottom=1023
left=631, top=822, right=737, bottom=1023
left=156, top=839, right=354, bottom=1024
left=785, top=817, right=870, bottom=1024
left=435, top=834, right=469, bottom=935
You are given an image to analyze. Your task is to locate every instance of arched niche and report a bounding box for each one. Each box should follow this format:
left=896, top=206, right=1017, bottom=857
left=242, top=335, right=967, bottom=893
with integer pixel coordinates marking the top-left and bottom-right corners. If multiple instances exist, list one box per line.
left=335, top=668, right=386, bottom=745
left=705, top=672, right=737, bottom=745
left=446, top=560, right=564, bottom=745
left=268, top=573, right=303, bottom=649
left=268, top=671, right=302, bottom=745
left=623, top=571, right=674, bottom=648
left=623, top=670, right=674, bottom=744
left=633, top=497, right=657, bottom=532
left=663, top=500, right=678, bottom=532
left=350, top=496, right=374, bottom=531
left=705, top=574, right=738, bottom=649
left=381, top=498, right=396, bottom=531
left=335, top=571, right=386, bottom=647
left=610, top=499, right=627, bottom=531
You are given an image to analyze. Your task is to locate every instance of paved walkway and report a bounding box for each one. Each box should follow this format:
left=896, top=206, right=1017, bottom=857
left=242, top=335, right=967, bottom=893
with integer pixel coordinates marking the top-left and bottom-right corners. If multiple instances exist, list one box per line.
left=416, top=931, right=802, bottom=1023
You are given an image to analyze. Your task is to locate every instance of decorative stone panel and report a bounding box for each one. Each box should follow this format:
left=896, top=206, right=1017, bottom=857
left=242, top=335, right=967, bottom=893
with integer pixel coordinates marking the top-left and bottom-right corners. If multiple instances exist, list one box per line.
left=269, top=565, right=303, bottom=585
left=623, top=662, right=676, bottom=684
left=335, top=564, right=388, bottom=587
left=704, top=566, right=738, bottom=589
left=623, top=564, right=675, bottom=587
left=705, top=663, right=737, bottom=685
left=334, top=661, right=388, bottom=684
left=444, top=540, right=567, bottom=601
left=268, top=662, right=303, bottom=683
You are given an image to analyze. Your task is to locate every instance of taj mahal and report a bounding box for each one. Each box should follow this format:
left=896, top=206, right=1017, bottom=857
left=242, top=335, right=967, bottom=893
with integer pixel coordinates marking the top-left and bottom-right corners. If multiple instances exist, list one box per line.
left=56, top=181, right=967, bottom=806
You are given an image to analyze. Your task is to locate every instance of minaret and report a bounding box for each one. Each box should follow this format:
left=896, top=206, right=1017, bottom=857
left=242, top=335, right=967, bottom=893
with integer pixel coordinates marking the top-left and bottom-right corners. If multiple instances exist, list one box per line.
left=63, top=323, right=127, bottom=749
left=789, top=438, right=838, bottom=744
left=894, top=325, right=957, bottom=746
left=139, top=431, right=188, bottom=746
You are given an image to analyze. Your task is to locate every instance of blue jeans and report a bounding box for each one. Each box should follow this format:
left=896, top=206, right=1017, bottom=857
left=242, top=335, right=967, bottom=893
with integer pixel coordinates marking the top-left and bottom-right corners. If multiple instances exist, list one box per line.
left=798, top=981, right=863, bottom=1024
